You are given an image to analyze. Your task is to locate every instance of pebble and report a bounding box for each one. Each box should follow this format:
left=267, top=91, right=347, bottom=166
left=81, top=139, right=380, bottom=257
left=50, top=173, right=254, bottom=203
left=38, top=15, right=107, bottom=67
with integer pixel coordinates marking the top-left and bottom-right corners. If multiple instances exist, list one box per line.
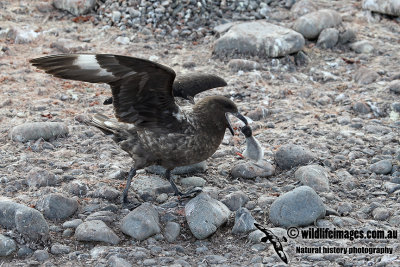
left=362, top=0, right=400, bottom=16
left=293, top=9, right=342, bottom=39
left=33, top=249, right=49, bottom=262
left=231, top=208, right=256, bottom=234
left=108, top=255, right=132, bottom=267
left=295, top=165, right=330, bottom=192
left=50, top=243, right=70, bottom=255
left=369, top=160, right=392, bottom=174
left=53, top=0, right=95, bottom=16
left=257, top=195, right=276, bottom=210
left=180, top=176, right=206, bottom=188
left=92, top=186, right=120, bottom=200
left=372, top=207, right=390, bottom=221
left=36, top=193, right=78, bottom=221
left=269, top=186, right=326, bottom=227
left=27, top=167, right=58, bottom=188
left=17, top=245, right=33, bottom=257
left=291, top=0, right=317, bottom=17
left=9, top=122, right=69, bottom=142
left=64, top=181, right=88, bottom=196
left=231, top=160, right=275, bottom=179
left=86, top=211, right=116, bottom=223
left=0, top=234, right=16, bottom=257
left=164, top=222, right=180, bottom=243
left=354, top=68, right=379, bottom=85
left=75, top=220, right=120, bottom=245
left=185, top=193, right=230, bottom=239
left=317, top=28, right=339, bottom=49
left=349, top=40, right=375, bottom=54
left=115, top=36, right=130, bottom=45
left=246, top=107, right=269, bottom=121
left=221, top=191, right=249, bottom=211
left=275, top=144, right=316, bottom=170
left=62, top=219, right=83, bottom=229
left=228, top=59, right=261, bottom=71
left=352, top=101, right=371, bottom=114
left=338, top=28, right=356, bottom=44
left=214, top=21, right=304, bottom=58
left=121, top=203, right=160, bottom=240
left=204, top=255, right=227, bottom=264
left=131, top=175, right=173, bottom=199
left=388, top=80, right=400, bottom=94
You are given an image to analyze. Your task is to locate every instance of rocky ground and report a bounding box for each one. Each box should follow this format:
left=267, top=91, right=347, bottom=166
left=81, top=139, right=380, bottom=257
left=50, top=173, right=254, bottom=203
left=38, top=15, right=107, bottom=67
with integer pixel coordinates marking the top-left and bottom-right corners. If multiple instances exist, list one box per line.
left=1, top=0, right=400, bottom=266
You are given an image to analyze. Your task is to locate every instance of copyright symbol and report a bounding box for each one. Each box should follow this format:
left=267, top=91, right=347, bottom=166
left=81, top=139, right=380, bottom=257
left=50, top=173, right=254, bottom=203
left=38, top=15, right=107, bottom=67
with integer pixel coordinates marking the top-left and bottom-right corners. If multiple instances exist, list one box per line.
left=287, top=227, right=299, bottom=238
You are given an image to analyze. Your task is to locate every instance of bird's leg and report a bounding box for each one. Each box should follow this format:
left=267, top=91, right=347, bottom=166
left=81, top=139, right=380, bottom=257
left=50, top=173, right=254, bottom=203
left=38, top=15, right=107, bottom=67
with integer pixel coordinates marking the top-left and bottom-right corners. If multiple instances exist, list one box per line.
left=166, top=169, right=182, bottom=196
left=122, top=167, right=136, bottom=204
left=165, top=169, right=202, bottom=199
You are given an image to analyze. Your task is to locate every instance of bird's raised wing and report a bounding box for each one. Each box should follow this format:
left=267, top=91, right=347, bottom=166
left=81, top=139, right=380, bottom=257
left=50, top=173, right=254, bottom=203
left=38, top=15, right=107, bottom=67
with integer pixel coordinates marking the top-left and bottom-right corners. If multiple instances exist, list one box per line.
left=30, top=54, right=186, bottom=131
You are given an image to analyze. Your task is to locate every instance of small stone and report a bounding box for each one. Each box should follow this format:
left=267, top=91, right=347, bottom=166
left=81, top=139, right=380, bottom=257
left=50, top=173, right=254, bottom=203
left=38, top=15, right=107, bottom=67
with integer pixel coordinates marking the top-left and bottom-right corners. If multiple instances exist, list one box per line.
left=50, top=243, right=70, bottom=255
left=293, top=9, right=342, bottom=39
left=291, top=0, right=317, bottom=17
left=269, top=186, right=326, bottom=227
left=246, top=107, right=269, bottom=121
left=180, top=176, right=206, bottom=188
left=53, top=0, right=96, bottom=16
left=317, top=28, right=339, bottom=49
left=0, top=234, right=16, bottom=257
left=232, top=208, right=256, bottom=234
left=33, top=250, right=49, bottom=262
left=185, top=193, right=230, bottom=239
left=338, top=29, right=356, bottom=44
left=388, top=80, right=400, bottom=94
left=108, top=255, right=132, bottom=267
left=62, top=219, right=83, bottom=229
left=27, top=167, right=58, bottom=188
left=9, top=122, right=68, bottom=142
left=295, top=165, right=330, bottom=192
left=350, top=40, right=374, bottom=54
left=75, top=220, right=120, bottom=244
left=221, top=191, right=249, bottom=211
left=111, top=11, right=121, bottom=23
left=65, top=181, right=88, bottom=196
left=86, top=211, right=116, bottom=223
left=372, top=207, right=390, bottom=221
left=275, top=144, right=316, bottom=170
left=17, top=245, right=33, bottom=257
left=352, top=101, right=371, bottom=114
left=115, top=36, right=130, bottom=45
left=36, top=193, right=78, bottom=221
left=143, top=259, right=157, bottom=266
left=164, top=222, right=180, bottom=242
left=369, top=160, right=392, bottom=175
left=92, top=186, right=120, bottom=200
left=228, top=59, right=261, bottom=71
left=231, top=160, right=275, bottom=179
left=121, top=203, right=160, bottom=241
left=354, top=68, right=379, bottom=85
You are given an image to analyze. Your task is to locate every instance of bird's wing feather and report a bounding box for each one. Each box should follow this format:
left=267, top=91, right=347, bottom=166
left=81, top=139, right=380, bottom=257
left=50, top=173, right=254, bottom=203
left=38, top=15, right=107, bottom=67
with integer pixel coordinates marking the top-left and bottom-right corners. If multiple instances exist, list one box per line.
left=172, top=73, right=227, bottom=99
left=30, top=54, right=185, bottom=131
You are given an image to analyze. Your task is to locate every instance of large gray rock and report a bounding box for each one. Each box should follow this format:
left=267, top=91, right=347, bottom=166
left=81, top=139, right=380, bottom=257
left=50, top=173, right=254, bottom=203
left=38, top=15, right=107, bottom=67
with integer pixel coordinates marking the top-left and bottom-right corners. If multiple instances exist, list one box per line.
left=53, top=0, right=96, bottom=16
left=369, top=160, right=393, bottom=175
left=121, top=203, right=160, bottom=240
left=362, top=0, right=400, bottom=16
left=36, top=193, right=78, bottom=221
left=293, top=9, right=342, bottom=39
left=185, top=193, right=230, bottom=239
left=214, top=21, right=304, bottom=58
left=269, top=186, right=326, bottom=227
left=75, top=220, right=120, bottom=244
left=295, top=165, right=330, bottom=192
left=0, top=200, right=49, bottom=241
left=9, top=122, right=68, bottom=142
left=0, top=234, right=16, bottom=257
left=275, top=144, right=316, bottom=170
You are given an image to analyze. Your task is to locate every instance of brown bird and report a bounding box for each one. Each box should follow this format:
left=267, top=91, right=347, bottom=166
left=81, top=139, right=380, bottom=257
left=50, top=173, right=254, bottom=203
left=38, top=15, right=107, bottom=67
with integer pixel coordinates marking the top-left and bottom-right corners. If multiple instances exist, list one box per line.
left=30, top=54, right=248, bottom=205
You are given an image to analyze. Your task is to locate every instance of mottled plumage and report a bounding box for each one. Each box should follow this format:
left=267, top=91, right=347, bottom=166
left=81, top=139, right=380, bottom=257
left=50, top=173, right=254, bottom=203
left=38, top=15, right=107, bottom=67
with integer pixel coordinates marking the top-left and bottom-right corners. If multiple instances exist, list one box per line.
left=30, top=54, right=248, bottom=204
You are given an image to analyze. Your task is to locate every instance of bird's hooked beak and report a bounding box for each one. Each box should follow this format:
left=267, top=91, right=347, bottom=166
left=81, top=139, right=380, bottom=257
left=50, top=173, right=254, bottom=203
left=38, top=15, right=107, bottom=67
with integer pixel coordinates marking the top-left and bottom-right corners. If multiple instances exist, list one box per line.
left=225, top=112, right=248, bottom=136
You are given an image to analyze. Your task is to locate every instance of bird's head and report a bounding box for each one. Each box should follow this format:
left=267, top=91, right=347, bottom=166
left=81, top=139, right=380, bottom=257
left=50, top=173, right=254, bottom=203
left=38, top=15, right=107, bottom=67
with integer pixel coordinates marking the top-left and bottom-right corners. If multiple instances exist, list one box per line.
left=194, top=96, right=248, bottom=135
